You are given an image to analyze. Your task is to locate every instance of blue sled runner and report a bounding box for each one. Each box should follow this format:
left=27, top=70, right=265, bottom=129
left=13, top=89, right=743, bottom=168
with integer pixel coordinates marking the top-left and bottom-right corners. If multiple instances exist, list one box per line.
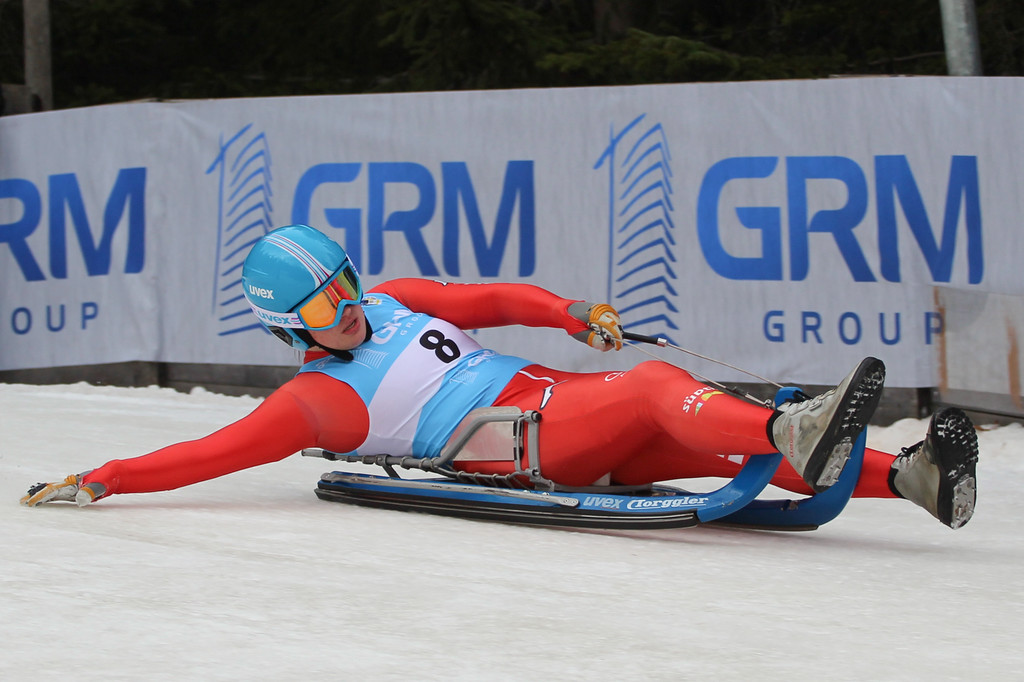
left=307, top=388, right=865, bottom=532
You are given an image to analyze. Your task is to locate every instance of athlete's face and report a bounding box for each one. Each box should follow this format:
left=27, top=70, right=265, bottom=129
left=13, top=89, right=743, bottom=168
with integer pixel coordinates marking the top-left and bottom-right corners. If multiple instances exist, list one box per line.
left=308, top=303, right=366, bottom=351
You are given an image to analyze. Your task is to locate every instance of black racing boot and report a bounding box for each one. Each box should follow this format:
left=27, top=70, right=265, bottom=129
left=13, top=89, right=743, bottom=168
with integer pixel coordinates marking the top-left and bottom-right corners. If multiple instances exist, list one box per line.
left=889, top=407, right=979, bottom=529
left=769, top=357, right=886, bottom=493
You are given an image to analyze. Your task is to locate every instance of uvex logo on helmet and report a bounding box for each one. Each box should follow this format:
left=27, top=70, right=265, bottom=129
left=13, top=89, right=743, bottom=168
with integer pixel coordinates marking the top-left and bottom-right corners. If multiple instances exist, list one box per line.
left=252, top=308, right=295, bottom=326
left=248, top=285, right=274, bottom=299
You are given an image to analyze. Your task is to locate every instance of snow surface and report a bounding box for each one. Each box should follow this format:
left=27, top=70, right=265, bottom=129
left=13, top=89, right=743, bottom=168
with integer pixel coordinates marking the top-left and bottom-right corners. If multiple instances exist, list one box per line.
left=2, top=381, right=1022, bottom=681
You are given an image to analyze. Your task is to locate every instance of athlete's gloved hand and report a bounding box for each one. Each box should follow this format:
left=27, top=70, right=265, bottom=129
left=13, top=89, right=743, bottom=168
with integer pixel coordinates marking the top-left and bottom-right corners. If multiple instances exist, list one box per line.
left=569, top=302, right=624, bottom=351
left=20, top=474, right=105, bottom=507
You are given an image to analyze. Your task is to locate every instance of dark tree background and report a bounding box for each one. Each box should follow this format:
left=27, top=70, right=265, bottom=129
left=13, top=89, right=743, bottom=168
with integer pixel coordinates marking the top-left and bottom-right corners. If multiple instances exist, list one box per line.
left=0, top=0, right=1021, bottom=110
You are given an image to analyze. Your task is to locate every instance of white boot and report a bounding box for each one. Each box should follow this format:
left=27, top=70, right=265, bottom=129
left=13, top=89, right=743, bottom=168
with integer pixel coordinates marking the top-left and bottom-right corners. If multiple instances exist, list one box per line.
left=890, top=407, right=979, bottom=529
left=770, top=357, right=886, bottom=493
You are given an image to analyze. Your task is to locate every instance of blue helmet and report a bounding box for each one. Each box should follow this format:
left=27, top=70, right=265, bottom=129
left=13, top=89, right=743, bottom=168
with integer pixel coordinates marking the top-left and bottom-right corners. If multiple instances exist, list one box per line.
left=242, top=225, right=363, bottom=351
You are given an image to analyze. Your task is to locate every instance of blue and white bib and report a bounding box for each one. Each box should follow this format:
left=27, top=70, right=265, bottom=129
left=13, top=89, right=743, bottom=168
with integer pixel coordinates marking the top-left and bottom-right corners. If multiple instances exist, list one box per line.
left=299, top=294, right=530, bottom=458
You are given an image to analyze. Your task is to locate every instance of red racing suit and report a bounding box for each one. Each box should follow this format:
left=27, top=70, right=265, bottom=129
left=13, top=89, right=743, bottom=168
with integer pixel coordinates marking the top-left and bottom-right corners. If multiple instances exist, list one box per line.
left=82, top=279, right=899, bottom=500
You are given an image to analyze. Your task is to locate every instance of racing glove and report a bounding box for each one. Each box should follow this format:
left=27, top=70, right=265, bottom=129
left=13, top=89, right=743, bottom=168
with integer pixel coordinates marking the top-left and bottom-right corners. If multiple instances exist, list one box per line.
left=20, top=474, right=106, bottom=507
left=569, top=302, right=624, bottom=351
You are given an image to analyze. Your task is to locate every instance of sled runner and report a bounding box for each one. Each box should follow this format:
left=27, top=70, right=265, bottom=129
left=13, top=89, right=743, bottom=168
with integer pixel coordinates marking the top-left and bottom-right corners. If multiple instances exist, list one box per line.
left=306, top=387, right=866, bottom=532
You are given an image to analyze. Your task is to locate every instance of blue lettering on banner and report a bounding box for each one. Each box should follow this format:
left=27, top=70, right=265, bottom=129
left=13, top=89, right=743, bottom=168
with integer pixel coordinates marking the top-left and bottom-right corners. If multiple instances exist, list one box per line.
left=11, top=307, right=30, bottom=334
left=763, top=309, right=944, bottom=346
left=876, top=155, right=983, bottom=284
left=697, top=156, right=782, bottom=281
left=1, top=169, right=141, bottom=344
left=697, top=155, right=983, bottom=284
left=291, top=160, right=536, bottom=277
left=7, top=301, right=100, bottom=335
left=0, top=168, right=147, bottom=281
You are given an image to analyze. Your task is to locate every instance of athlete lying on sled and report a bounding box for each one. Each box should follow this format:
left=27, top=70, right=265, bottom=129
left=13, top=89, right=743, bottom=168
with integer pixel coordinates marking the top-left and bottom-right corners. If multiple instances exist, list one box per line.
left=22, top=224, right=980, bottom=529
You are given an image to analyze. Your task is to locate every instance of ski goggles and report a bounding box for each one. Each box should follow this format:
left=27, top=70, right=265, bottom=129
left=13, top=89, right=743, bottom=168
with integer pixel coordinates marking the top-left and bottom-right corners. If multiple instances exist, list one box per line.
left=293, top=259, right=363, bottom=329
left=248, top=259, right=363, bottom=330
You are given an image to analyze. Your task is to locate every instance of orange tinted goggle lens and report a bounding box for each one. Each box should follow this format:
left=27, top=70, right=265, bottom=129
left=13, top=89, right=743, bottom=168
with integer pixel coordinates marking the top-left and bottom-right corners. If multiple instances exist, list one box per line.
left=296, top=266, right=361, bottom=329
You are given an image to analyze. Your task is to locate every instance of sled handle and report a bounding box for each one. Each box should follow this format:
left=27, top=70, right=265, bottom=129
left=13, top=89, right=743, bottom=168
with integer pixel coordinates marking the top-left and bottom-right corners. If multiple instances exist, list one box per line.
left=622, top=331, right=667, bottom=347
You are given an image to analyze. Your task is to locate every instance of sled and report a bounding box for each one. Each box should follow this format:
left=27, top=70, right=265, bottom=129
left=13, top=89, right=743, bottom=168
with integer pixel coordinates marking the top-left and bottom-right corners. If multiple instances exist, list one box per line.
left=306, top=388, right=865, bottom=532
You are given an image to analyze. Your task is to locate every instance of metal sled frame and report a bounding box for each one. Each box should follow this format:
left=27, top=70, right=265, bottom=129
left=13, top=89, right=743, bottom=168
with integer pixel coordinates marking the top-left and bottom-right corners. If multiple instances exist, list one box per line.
left=308, top=388, right=865, bottom=531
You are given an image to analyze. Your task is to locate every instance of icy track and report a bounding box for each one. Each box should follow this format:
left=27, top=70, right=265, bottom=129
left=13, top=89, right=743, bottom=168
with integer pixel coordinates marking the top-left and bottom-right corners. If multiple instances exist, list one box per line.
left=2, top=382, right=1022, bottom=681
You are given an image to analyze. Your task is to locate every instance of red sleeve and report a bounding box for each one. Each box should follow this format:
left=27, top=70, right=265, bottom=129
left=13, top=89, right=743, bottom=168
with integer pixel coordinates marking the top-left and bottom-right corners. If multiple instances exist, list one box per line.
left=370, top=278, right=589, bottom=335
left=83, top=372, right=369, bottom=497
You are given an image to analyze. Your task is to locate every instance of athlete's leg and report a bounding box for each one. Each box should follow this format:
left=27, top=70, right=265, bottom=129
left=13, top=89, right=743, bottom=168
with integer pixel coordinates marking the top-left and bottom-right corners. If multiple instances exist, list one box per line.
left=609, top=445, right=900, bottom=498
left=472, top=361, right=779, bottom=487
left=461, top=360, right=902, bottom=495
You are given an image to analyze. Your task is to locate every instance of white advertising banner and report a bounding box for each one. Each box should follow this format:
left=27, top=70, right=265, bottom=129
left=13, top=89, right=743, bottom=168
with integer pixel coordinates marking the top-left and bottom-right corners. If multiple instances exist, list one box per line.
left=2, top=78, right=1022, bottom=392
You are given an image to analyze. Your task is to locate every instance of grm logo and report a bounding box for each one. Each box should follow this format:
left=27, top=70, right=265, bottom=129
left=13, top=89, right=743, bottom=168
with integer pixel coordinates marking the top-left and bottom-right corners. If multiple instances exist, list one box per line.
left=291, top=161, right=535, bottom=278
left=697, top=155, right=983, bottom=283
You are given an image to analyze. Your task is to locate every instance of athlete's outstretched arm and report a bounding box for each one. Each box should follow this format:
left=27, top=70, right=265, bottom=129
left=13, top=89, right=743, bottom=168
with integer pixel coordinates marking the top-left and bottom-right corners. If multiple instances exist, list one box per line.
left=22, top=373, right=369, bottom=505
left=371, top=278, right=589, bottom=335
